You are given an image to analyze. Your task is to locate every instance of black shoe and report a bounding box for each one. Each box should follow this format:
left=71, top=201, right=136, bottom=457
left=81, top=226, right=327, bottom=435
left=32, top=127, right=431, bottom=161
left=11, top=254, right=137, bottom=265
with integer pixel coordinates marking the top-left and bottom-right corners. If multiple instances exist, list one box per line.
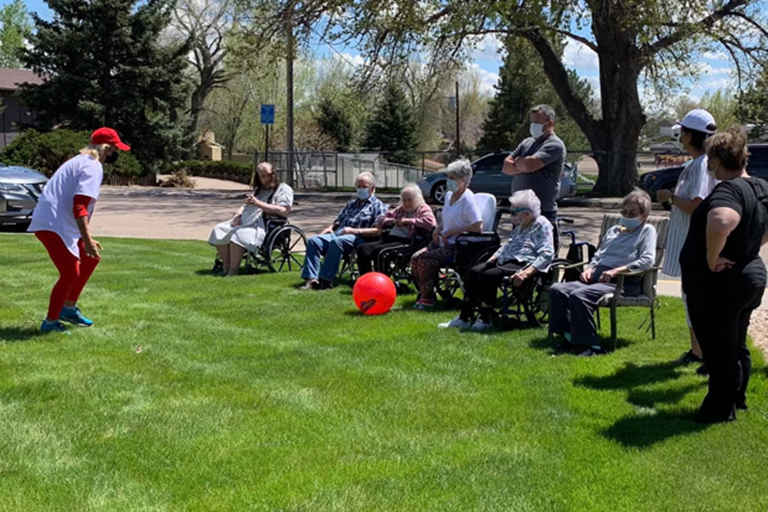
left=301, top=279, right=320, bottom=290
left=677, top=350, right=703, bottom=364
left=696, top=364, right=709, bottom=376
left=319, top=279, right=335, bottom=290
left=737, top=402, right=748, bottom=411
left=553, top=341, right=575, bottom=354
left=576, top=347, right=607, bottom=357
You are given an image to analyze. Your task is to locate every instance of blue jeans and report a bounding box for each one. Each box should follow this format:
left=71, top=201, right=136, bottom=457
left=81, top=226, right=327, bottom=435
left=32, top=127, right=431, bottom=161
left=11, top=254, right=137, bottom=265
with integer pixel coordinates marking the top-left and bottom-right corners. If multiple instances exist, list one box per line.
left=301, top=233, right=359, bottom=282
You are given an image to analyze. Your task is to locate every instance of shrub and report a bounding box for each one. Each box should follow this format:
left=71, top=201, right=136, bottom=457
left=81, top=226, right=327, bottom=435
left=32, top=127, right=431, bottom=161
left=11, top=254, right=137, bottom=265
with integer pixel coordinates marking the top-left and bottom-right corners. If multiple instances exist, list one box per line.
left=0, top=129, right=145, bottom=178
left=159, top=170, right=196, bottom=188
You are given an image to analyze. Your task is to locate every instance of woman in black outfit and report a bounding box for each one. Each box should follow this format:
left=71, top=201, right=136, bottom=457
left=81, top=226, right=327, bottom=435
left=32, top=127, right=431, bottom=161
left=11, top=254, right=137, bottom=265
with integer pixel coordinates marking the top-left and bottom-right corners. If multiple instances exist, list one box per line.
left=680, top=127, right=768, bottom=423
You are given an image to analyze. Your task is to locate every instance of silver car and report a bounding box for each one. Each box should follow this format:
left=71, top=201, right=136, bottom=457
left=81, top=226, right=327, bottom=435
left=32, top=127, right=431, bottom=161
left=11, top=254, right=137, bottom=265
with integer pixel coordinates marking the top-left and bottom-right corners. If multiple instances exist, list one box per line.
left=0, top=162, right=48, bottom=227
left=418, top=151, right=578, bottom=204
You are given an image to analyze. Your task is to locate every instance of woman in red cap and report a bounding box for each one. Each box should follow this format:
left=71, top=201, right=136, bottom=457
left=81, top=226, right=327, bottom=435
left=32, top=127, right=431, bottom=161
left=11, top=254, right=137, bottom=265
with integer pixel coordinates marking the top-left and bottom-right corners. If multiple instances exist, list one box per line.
left=28, top=127, right=130, bottom=333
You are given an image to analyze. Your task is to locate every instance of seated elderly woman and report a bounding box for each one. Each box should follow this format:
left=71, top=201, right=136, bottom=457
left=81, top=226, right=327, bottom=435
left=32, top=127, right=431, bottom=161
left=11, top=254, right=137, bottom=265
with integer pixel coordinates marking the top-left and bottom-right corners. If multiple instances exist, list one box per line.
left=208, top=162, right=293, bottom=276
left=411, top=159, right=483, bottom=310
left=356, top=184, right=437, bottom=275
left=301, top=172, right=388, bottom=290
left=548, top=189, right=657, bottom=356
left=439, top=189, right=554, bottom=331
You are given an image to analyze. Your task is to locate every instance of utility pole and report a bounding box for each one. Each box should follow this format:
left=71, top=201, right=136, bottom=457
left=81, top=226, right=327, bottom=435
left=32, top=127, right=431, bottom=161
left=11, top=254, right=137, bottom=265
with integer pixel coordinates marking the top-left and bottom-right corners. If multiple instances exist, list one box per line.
left=285, top=12, right=295, bottom=188
left=455, top=80, right=461, bottom=158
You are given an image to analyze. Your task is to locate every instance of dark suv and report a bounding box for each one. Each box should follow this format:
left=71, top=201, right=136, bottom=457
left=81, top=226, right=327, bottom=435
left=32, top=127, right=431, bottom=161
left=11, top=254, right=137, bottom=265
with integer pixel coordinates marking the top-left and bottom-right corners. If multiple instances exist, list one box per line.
left=639, top=144, right=768, bottom=208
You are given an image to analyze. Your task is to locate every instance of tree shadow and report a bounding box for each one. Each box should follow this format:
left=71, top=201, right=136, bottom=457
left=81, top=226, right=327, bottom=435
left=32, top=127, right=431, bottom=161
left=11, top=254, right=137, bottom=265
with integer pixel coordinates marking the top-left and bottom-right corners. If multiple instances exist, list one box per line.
left=0, top=327, right=46, bottom=343
left=527, top=335, right=635, bottom=353
left=575, top=361, right=684, bottom=390
left=601, top=410, right=709, bottom=449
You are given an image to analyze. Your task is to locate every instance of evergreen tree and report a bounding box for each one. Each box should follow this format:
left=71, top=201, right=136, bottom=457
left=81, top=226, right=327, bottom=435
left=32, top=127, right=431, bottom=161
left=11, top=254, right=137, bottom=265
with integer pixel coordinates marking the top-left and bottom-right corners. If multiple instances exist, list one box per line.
left=478, top=36, right=592, bottom=152
left=363, top=83, right=417, bottom=165
left=19, top=0, right=191, bottom=168
left=317, top=97, right=353, bottom=152
left=738, top=69, right=768, bottom=140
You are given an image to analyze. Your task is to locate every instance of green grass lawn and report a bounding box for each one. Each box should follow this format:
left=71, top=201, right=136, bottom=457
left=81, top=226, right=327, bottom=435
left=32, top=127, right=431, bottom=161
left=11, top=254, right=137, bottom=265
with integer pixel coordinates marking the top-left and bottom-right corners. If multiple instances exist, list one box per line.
left=1, top=234, right=767, bottom=512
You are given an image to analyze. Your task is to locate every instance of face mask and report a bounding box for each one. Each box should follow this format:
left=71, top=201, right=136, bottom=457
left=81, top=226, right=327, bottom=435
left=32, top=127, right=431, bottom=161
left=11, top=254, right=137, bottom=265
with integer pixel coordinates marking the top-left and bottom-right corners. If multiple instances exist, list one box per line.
left=105, top=151, right=119, bottom=164
left=446, top=179, right=459, bottom=193
left=530, top=123, right=545, bottom=139
left=357, top=188, right=370, bottom=200
left=619, top=216, right=642, bottom=229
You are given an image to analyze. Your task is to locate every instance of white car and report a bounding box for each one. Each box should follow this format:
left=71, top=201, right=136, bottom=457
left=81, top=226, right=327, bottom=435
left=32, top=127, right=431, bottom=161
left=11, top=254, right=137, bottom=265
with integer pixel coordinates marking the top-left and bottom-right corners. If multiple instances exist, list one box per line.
left=0, top=162, right=48, bottom=227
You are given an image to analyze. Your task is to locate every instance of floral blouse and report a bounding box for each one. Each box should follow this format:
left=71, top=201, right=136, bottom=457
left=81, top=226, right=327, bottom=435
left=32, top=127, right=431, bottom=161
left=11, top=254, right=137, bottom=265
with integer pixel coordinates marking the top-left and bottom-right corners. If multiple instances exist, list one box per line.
left=492, top=216, right=555, bottom=271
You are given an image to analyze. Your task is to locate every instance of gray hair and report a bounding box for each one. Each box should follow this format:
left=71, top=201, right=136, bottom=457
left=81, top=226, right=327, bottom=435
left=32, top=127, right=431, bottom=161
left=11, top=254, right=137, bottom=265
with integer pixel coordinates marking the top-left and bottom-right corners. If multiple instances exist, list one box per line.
left=357, top=171, right=376, bottom=188
left=509, top=189, right=541, bottom=218
left=621, top=188, right=652, bottom=216
left=532, top=104, right=556, bottom=122
left=256, top=161, right=273, bottom=173
left=445, top=159, right=473, bottom=181
left=400, top=183, right=425, bottom=206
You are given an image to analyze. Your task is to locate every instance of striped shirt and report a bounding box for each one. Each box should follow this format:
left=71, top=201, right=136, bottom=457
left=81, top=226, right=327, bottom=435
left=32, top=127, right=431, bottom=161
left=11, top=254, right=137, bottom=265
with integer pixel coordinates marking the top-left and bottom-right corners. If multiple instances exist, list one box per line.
left=334, top=196, right=389, bottom=230
left=663, top=155, right=717, bottom=277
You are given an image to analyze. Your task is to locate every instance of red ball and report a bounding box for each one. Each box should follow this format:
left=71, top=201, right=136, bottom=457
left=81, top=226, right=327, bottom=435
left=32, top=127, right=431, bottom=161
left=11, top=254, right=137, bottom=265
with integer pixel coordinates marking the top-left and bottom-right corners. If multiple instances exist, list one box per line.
left=353, top=272, right=397, bottom=315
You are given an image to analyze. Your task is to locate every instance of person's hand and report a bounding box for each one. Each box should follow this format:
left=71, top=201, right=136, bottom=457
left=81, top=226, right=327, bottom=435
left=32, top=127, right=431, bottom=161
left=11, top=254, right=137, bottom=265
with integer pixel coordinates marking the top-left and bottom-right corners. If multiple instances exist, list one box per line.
left=580, top=266, right=594, bottom=283
left=84, top=238, right=102, bottom=259
left=488, top=254, right=498, bottom=264
left=709, top=257, right=735, bottom=273
left=441, top=234, right=450, bottom=246
left=244, top=195, right=263, bottom=207
left=657, top=190, right=673, bottom=204
left=598, top=268, right=619, bottom=283
left=231, top=214, right=242, bottom=227
left=513, top=267, right=533, bottom=288
left=340, top=227, right=358, bottom=236
left=396, top=218, right=413, bottom=227
left=321, top=226, right=334, bottom=235
left=432, top=229, right=440, bottom=244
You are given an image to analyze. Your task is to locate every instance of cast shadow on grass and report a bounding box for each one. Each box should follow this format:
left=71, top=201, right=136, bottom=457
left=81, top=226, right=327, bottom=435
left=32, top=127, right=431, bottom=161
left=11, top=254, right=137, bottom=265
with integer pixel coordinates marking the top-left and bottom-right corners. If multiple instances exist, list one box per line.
left=527, top=335, right=635, bottom=352
left=601, top=410, right=708, bottom=448
left=576, top=362, right=709, bottom=448
left=0, top=327, right=45, bottom=343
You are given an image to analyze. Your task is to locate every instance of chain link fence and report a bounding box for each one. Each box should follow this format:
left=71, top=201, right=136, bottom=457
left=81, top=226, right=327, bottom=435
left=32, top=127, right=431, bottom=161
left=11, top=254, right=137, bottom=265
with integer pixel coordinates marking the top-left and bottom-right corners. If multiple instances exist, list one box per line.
left=252, top=149, right=691, bottom=191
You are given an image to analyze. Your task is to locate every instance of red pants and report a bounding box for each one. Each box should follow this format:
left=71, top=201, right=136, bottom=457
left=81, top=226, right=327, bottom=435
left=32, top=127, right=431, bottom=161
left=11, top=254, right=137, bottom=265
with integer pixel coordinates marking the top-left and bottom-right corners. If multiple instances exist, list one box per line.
left=35, top=231, right=100, bottom=320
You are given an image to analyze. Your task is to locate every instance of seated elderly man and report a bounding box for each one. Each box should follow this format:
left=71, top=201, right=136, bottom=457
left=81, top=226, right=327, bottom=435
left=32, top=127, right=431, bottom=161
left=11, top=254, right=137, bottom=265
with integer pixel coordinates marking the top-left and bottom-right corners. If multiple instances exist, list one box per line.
left=439, top=190, right=554, bottom=331
left=548, top=189, right=657, bottom=356
left=301, top=172, right=388, bottom=290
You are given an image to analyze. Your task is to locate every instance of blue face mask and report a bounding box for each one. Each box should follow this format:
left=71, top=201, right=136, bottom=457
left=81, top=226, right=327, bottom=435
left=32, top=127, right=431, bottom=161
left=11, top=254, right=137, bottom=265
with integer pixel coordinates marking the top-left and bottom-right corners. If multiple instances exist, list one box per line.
left=619, top=216, right=642, bottom=229
left=446, top=179, right=459, bottom=193
left=357, top=188, right=370, bottom=200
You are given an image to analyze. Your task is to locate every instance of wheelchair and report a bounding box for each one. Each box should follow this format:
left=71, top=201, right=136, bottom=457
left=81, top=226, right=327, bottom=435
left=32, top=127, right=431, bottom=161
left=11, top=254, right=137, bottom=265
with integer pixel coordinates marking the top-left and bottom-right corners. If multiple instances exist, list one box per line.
left=373, top=228, right=433, bottom=294
left=212, top=217, right=308, bottom=274
left=497, top=217, right=594, bottom=327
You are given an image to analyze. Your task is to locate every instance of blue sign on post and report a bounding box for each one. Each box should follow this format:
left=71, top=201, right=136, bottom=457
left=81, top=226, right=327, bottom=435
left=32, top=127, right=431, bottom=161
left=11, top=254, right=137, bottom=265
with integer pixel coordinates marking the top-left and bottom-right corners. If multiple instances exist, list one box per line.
left=260, top=104, right=275, bottom=125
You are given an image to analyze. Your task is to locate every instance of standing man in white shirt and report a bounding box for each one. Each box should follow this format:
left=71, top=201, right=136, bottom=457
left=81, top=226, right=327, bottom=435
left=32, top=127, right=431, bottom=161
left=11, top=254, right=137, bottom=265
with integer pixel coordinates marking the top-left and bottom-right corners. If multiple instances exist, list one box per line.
left=502, top=105, right=566, bottom=250
left=28, top=127, right=131, bottom=334
left=656, top=109, right=718, bottom=371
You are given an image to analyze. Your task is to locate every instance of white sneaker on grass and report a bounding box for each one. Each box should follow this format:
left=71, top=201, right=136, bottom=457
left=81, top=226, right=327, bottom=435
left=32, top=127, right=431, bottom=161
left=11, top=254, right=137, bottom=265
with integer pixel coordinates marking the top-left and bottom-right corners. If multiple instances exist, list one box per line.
left=438, top=316, right=472, bottom=329
left=470, top=319, right=493, bottom=332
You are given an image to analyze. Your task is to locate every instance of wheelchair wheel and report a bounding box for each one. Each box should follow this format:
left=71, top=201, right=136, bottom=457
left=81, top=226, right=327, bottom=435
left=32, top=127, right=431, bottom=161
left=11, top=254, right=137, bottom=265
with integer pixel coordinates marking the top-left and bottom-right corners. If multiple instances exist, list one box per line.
left=523, top=258, right=572, bottom=327
left=265, top=225, right=307, bottom=273
left=212, top=258, right=223, bottom=274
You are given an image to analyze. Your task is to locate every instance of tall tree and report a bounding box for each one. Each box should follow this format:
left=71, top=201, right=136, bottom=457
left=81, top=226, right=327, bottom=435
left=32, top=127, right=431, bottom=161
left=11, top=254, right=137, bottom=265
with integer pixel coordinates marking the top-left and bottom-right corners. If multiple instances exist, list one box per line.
left=700, top=90, right=740, bottom=130
left=738, top=67, right=768, bottom=139
left=0, top=0, right=31, bottom=69
left=19, top=0, right=191, bottom=168
left=478, top=36, right=592, bottom=152
left=316, top=97, right=353, bottom=152
left=363, top=83, right=417, bottom=165
left=248, top=0, right=767, bottom=195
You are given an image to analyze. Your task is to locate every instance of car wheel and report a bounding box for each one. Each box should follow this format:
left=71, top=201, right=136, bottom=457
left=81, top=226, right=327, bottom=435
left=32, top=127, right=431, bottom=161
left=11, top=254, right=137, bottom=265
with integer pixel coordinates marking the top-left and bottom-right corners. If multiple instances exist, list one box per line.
left=432, top=181, right=447, bottom=204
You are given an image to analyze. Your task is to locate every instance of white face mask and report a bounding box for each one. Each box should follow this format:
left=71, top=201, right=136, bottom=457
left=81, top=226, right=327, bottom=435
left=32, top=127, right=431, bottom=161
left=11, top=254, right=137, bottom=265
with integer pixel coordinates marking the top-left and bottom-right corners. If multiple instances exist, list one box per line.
left=530, top=123, right=545, bottom=139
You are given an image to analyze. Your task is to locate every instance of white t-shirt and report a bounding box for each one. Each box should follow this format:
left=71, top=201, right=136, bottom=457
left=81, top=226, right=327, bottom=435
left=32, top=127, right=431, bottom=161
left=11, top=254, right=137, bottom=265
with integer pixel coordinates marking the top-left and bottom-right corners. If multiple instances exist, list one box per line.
left=442, top=189, right=483, bottom=244
left=28, top=154, right=104, bottom=258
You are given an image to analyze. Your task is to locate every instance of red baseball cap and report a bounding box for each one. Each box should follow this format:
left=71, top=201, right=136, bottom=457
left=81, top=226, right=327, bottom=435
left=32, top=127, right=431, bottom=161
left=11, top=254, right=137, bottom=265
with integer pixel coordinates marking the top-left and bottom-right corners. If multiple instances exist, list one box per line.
left=91, top=127, right=131, bottom=151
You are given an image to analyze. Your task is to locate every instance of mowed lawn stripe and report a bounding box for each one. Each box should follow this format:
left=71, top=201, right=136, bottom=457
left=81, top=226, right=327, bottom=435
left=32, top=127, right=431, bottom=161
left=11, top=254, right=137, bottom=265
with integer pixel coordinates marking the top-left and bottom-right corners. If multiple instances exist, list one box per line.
left=0, top=233, right=766, bottom=512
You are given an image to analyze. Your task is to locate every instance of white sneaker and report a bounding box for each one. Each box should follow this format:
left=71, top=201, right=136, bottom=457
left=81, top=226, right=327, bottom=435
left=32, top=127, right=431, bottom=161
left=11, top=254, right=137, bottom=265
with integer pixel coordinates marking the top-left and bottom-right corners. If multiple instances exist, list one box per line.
left=438, top=316, right=472, bottom=329
left=470, top=319, right=493, bottom=332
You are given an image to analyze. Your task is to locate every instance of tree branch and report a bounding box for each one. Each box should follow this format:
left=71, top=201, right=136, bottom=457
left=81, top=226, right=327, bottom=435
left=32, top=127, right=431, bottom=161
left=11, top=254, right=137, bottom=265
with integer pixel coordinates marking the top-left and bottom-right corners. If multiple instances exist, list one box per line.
left=643, top=0, right=749, bottom=56
left=550, top=28, right=599, bottom=53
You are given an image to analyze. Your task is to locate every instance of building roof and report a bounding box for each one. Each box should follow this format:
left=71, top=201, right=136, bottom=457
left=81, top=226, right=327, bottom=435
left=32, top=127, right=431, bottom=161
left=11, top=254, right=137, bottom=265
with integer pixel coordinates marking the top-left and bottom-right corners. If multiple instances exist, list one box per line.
left=0, top=68, right=43, bottom=92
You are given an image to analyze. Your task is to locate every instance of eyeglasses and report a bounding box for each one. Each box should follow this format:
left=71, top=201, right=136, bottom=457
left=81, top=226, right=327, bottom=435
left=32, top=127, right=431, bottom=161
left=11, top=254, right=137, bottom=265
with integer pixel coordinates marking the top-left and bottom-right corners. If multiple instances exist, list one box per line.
left=511, top=208, right=532, bottom=214
left=620, top=209, right=641, bottom=218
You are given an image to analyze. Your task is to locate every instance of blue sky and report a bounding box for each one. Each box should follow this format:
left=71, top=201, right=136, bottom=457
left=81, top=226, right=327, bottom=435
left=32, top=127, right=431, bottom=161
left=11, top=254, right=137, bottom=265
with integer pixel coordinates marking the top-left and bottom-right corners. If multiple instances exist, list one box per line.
left=11, top=0, right=763, bottom=109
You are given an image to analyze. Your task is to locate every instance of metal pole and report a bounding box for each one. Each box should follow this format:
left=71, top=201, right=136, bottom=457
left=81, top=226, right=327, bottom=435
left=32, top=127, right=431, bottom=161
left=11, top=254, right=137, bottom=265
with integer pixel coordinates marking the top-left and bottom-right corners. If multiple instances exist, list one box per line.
left=335, top=153, right=339, bottom=188
left=455, top=80, right=461, bottom=158
left=286, top=15, right=295, bottom=188
left=265, top=125, right=270, bottom=163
